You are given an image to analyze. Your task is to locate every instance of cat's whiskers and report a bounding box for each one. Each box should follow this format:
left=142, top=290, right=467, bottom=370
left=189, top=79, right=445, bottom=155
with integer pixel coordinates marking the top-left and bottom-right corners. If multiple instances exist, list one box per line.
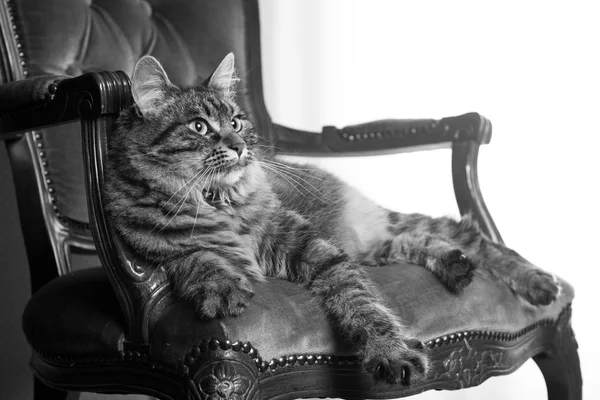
left=259, top=160, right=328, bottom=195
left=159, top=167, right=207, bottom=210
left=262, top=158, right=322, bottom=175
left=160, top=188, right=193, bottom=231
left=257, top=161, right=329, bottom=203
left=154, top=167, right=213, bottom=231
left=190, top=199, right=202, bottom=238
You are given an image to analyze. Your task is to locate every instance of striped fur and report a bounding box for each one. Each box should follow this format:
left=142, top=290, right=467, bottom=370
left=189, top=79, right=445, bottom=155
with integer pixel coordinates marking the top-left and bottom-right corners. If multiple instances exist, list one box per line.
left=104, top=54, right=559, bottom=385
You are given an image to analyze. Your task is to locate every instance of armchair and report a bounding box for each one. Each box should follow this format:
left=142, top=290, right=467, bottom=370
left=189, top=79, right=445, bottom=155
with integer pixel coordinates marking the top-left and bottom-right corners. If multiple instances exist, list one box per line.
left=0, top=0, right=581, bottom=399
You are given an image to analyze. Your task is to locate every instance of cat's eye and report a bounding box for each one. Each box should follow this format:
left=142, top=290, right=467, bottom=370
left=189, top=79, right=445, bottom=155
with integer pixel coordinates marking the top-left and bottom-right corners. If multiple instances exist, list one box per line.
left=231, top=116, right=242, bottom=132
left=187, top=119, right=209, bottom=135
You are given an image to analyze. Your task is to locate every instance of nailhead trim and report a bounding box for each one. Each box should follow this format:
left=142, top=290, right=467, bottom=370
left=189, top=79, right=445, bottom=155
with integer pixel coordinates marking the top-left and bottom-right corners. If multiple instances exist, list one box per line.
left=424, top=306, right=569, bottom=349
left=338, top=121, right=449, bottom=142
left=30, top=131, right=92, bottom=231
left=6, top=1, right=91, bottom=232
left=5, top=0, right=28, bottom=77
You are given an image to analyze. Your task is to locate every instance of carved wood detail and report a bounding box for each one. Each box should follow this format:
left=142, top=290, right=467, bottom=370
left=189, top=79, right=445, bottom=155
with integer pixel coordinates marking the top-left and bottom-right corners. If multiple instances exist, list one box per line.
left=427, top=345, right=505, bottom=388
left=184, top=340, right=260, bottom=400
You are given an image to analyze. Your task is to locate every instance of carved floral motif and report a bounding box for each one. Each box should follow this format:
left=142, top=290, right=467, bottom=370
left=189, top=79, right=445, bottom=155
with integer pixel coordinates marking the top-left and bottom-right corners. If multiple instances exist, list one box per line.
left=197, top=361, right=250, bottom=400
left=428, top=345, right=504, bottom=387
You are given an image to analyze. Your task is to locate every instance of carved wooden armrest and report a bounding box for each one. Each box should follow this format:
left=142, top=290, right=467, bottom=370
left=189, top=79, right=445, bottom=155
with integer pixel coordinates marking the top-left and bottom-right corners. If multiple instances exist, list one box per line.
left=271, top=112, right=491, bottom=155
left=272, top=114, right=499, bottom=242
left=0, top=71, right=132, bottom=138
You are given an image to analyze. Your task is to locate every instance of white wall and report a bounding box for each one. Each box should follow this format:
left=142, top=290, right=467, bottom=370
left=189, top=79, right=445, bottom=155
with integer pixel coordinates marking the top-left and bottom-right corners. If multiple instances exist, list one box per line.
left=259, top=0, right=599, bottom=399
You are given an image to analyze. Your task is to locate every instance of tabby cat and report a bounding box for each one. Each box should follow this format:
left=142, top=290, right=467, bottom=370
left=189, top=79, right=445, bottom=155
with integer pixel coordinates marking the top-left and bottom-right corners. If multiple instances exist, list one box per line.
left=105, top=54, right=559, bottom=384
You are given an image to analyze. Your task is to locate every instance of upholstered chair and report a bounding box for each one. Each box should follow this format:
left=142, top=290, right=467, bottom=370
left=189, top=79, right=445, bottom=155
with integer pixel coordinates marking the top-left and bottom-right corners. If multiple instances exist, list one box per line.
left=0, top=0, right=580, bottom=399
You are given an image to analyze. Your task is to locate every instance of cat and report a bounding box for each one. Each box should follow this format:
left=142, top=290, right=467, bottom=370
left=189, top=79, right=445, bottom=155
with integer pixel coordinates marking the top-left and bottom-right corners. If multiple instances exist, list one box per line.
left=104, top=53, right=560, bottom=385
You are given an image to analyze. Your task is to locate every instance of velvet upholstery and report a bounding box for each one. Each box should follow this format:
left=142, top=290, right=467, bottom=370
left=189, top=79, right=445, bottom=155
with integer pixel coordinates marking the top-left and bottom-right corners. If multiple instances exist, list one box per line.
left=24, top=263, right=574, bottom=366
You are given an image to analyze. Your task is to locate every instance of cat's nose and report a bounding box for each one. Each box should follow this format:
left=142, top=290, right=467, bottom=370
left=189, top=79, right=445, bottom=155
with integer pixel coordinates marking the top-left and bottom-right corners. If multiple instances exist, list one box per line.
left=228, top=142, right=246, bottom=157
left=223, top=133, right=246, bottom=157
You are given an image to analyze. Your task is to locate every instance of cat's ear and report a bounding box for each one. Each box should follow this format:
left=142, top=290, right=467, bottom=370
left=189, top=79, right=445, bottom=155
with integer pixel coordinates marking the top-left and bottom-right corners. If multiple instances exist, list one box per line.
left=207, top=53, right=238, bottom=98
left=131, top=55, right=173, bottom=116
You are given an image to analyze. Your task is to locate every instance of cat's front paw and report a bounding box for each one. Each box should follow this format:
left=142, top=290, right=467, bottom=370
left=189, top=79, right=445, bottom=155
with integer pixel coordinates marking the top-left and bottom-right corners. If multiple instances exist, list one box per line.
left=438, top=249, right=476, bottom=293
left=520, top=269, right=560, bottom=306
left=363, top=337, right=429, bottom=385
left=197, top=277, right=254, bottom=318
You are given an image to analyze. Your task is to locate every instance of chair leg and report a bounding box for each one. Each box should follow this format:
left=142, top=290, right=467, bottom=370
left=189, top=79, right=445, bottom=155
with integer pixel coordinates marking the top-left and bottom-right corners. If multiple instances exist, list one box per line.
left=533, top=323, right=582, bottom=400
left=34, top=377, right=69, bottom=400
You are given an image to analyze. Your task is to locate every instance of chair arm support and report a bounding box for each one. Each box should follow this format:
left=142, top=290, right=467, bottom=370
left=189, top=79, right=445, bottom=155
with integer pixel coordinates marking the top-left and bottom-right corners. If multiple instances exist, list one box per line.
left=0, top=71, right=132, bottom=138
left=452, top=140, right=503, bottom=243
left=272, top=112, right=491, bottom=156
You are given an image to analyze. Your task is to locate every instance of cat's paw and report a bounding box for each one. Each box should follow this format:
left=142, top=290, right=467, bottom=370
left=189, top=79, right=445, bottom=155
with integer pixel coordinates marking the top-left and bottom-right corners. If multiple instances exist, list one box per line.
left=437, top=249, right=476, bottom=293
left=197, top=278, right=254, bottom=318
left=363, top=337, right=429, bottom=385
left=520, top=269, right=560, bottom=306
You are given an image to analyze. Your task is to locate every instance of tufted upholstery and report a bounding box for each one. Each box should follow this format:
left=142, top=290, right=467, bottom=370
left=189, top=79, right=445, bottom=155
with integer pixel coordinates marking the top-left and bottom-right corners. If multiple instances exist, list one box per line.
left=9, top=0, right=266, bottom=227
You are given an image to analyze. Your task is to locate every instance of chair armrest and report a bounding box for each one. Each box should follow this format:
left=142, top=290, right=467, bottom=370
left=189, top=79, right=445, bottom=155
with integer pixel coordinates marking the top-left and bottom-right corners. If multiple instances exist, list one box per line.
left=0, top=71, right=132, bottom=138
left=272, top=112, right=491, bottom=156
left=272, top=112, right=501, bottom=243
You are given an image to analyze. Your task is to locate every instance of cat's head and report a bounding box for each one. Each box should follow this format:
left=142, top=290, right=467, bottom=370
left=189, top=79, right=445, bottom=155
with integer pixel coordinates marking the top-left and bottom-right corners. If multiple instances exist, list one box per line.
left=118, top=53, right=261, bottom=193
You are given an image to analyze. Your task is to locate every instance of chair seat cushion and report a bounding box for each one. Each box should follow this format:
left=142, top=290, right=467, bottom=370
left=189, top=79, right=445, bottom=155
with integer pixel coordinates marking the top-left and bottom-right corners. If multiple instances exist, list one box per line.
left=23, top=264, right=574, bottom=367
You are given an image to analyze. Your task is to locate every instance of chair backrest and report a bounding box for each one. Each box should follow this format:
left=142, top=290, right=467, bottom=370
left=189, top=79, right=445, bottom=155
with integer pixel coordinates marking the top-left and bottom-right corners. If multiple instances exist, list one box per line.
left=0, top=0, right=270, bottom=292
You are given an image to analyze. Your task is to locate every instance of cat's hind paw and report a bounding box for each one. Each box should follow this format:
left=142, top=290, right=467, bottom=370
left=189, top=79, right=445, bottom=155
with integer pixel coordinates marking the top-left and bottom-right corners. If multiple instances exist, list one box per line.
left=520, top=269, right=560, bottom=306
left=363, top=338, right=429, bottom=385
left=437, top=249, right=476, bottom=293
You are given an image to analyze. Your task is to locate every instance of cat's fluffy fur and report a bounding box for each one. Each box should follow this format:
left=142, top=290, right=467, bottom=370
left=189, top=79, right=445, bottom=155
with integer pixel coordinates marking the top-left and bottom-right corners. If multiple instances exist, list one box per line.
left=105, top=54, right=559, bottom=385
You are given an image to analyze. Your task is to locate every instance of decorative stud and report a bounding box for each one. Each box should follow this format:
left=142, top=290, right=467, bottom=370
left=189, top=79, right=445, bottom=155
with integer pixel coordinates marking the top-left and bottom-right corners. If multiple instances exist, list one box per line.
left=191, top=346, right=202, bottom=358
left=208, top=339, right=220, bottom=350
left=220, top=339, right=232, bottom=350
left=242, top=342, right=252, bottom=353
left=268, top=359, right=278, bottom=370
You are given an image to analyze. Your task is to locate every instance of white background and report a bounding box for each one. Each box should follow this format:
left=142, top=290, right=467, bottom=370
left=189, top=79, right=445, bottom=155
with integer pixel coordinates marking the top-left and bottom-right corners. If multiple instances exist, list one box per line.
left=259, top=0, right=599, bottom=398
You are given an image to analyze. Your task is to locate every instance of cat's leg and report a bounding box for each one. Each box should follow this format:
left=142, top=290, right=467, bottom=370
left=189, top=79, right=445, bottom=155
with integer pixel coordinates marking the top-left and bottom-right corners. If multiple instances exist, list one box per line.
left=165, top=251, right=255, bottom=318
left=380, top=232, right=476, bottom=293
left=481, top=240, right=559, bottom=306
left=387, top=211, right=559, bottom=305
left=291, top=237, right=429, bottom=385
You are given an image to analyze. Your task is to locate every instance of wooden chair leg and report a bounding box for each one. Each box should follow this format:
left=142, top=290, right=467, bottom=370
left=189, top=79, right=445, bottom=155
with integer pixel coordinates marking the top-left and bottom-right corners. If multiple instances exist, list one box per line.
left=34, top=377, right=68, bottom=400
left=534, top=322, right=582, bottom=400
